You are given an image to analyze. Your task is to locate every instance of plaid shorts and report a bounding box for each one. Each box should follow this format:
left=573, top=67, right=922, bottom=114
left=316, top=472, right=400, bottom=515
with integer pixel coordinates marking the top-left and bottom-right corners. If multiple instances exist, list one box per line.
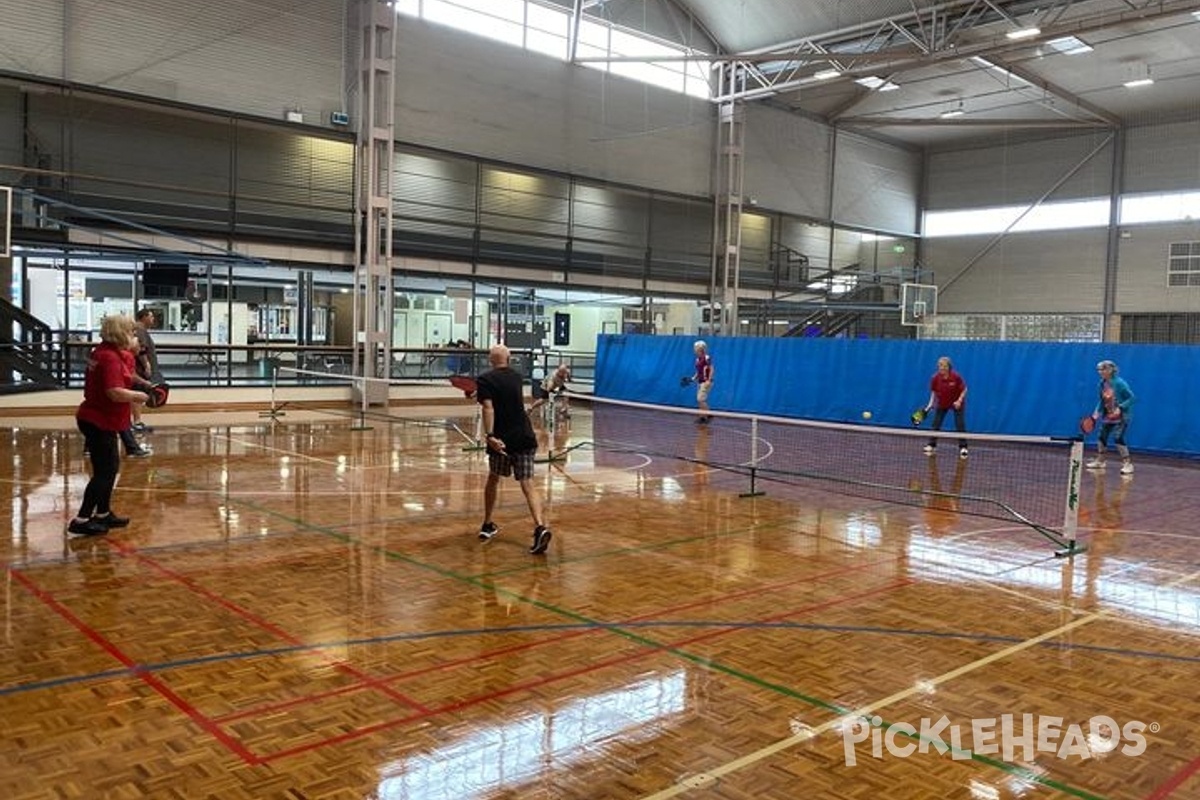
left=488, top=447, right=536, bottom=481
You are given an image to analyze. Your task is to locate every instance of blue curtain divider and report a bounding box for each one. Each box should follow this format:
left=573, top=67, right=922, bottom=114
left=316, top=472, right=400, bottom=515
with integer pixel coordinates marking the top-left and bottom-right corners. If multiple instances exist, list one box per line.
left=594, top=334, right=1199, bottom=459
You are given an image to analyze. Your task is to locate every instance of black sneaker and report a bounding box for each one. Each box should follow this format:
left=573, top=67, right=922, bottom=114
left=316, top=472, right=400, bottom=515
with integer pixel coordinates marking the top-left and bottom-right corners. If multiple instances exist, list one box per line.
left=478, top=521, right=498, bottom=541
left=530, top=525, right=552, bottom=555
left=93, top=513, right=130, bottom=529
left=67, top=519, right=109, bottom=537
left=126, top=448, right=152, bottom=459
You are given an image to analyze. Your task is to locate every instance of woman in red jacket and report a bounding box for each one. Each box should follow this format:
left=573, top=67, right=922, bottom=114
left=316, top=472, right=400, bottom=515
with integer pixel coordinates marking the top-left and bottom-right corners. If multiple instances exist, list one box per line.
left=68, top=315, right=148, bottom=536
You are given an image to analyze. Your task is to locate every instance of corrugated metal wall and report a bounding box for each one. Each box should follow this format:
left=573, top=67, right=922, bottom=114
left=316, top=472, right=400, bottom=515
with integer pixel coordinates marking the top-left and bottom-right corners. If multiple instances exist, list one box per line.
left=832, top=132, right=920, bottom=235
left=394, top=15, right=714, bottom=200
left=924, top=122, right=1200, bottom=316
left=1115, top=222, right=1200, bottom=312
left=1124, top=119, right=1200, bottom=194
left=743, top=105, right=833, bottom=220
left=924, top=230, right=1109, bottom=313
left=0, top=88, right=21, bottom=171
left=925, top=132, right=1115, bottom=209
left=0, top=0, right=346, bottom=123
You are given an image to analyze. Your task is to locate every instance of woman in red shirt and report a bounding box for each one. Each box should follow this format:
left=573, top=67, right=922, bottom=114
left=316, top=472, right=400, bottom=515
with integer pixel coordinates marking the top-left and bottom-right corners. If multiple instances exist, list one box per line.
left=68, top=315, right=148, bottom=536
left=922, top=356, right=969, bottom=458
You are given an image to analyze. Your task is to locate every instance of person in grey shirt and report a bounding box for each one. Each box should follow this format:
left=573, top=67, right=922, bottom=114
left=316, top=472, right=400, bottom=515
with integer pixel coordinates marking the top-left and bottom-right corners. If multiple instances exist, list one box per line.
left=134, top=308, right=160, bottom=382
left=131, top=308, right=160, bottom=440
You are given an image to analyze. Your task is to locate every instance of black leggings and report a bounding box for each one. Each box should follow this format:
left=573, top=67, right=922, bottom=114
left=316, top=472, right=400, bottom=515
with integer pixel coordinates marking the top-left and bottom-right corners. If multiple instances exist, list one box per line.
left=78, top=419, right=120, bottom=518
left=928, top=407, right=969, bottom=450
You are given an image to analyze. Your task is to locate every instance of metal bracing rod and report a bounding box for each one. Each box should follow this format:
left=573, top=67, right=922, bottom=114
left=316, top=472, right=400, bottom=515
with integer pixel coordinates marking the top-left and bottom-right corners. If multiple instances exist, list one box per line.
left=568, top=0, right=584, bottom=62
left=939, top=132, right=1114, bottom=295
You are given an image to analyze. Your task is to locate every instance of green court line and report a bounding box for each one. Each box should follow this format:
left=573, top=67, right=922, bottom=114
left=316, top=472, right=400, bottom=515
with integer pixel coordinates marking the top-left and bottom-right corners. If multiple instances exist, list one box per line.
left=227, top=494, right=1108, bottom=800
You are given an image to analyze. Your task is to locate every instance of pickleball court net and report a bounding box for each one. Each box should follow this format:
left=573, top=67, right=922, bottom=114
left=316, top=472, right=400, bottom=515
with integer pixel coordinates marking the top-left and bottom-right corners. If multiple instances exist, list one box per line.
left=566, top=394, right=1083, bottom=550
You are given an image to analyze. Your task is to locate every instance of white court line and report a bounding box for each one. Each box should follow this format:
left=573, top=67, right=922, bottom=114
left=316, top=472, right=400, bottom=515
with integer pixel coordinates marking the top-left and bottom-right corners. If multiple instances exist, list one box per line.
left=640, top=611, right=1104, bottom=799
left=181, top=427, right=343, bottom=467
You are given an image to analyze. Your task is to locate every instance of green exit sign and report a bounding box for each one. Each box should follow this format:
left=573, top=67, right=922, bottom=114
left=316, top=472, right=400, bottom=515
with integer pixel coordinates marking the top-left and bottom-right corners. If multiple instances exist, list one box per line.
left=892, top=244, right=906, bottom=254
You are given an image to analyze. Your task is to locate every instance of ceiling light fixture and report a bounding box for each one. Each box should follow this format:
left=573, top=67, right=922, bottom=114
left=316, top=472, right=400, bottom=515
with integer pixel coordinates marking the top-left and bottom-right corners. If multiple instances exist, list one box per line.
left=1046, top=35, right=1093, bottom=55
left=813, top=68, right=841, bottom=80
left=1006, top=26, right=1041, bottom=40
left=1124, top=64, right=1154, bottom=88
left=940, top=108, right=964, bottom=119
left=855, top=75, right=899, bottom=92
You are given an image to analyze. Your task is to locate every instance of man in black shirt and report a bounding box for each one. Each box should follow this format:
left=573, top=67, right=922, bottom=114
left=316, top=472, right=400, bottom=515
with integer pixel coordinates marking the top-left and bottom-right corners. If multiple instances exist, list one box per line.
left=476, top=345, right=552, bottom=555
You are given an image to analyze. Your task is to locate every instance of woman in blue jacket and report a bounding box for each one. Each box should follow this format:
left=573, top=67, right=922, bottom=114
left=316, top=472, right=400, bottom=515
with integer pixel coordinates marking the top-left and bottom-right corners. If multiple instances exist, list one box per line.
left=1087, top=360, right=1135, bottom=475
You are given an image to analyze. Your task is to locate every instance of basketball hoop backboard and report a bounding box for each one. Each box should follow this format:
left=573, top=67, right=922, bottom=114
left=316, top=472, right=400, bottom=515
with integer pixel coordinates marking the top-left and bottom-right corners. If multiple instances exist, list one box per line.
left=901, top=283, right=938, bottom=326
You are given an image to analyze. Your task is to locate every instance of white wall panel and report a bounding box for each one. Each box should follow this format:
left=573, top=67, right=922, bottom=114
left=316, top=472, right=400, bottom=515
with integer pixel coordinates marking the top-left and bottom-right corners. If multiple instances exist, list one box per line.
left=832, top=132, right=920, bottom=235
left=28, top=95, right=232, bottom=195
left=394, top=17, right=712, bottom=198
left=1115, top=222, right=1200, bottom=312
left=924, top=230, right=1108, bottom=313
left=742, top=105, right=831, bottom=220
left=926, top=132, right=1114, bottom=210
left=1123, top=120, right=1200, bottom=194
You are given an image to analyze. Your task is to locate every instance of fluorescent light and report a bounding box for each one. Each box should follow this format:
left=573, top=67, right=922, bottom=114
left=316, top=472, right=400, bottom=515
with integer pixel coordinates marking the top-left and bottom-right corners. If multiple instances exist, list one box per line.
left=940, top=108, right=964, bottom=118
left=1123, top=78, right=1154, bottom=88
left=1006, top=26, right=1041, bottom=40
left=1046, top=35, right=1093, bottom=55
left=813, top=68, right=841, bottom=80
left=855, top=75, right=899, bottom=92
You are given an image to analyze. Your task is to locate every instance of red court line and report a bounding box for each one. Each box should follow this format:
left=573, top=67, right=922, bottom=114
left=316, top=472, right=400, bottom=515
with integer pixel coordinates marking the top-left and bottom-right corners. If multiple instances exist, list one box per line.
left=215, top=555, right=900, bottom=724
left=8, top=566, right=261, bottom=766
left=259, top=577, right=914, bottom=762
left=1145, top=755, right=1200, bottom=800
left=107, top=540, right=432, bottom=715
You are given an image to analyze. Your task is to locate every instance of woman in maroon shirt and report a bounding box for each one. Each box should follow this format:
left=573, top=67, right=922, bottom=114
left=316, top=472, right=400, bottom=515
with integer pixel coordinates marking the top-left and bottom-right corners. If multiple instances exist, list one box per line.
left=922, top=356, right=969, bottom=459
left=68, top=315, right=148, bottom=536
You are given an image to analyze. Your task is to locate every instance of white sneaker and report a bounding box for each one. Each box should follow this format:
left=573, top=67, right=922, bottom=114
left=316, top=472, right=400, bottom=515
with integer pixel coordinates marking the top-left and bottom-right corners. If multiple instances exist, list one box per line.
left=1119, top=461, right=1134, bottom=475
left=959, top=447, right=969, bottom=459
left=1086, top=458, right=1106, bottom=470
left=923, top=445, right=935, bottom=456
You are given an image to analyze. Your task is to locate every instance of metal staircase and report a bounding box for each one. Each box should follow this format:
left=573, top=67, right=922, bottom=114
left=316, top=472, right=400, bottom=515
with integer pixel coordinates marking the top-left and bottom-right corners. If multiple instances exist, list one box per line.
left=0, top=298, right=63, bottom=393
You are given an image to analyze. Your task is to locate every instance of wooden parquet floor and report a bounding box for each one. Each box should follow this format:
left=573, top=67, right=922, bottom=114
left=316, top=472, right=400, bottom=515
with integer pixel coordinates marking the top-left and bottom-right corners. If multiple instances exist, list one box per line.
left=1, top=406, right=1198, bottom=800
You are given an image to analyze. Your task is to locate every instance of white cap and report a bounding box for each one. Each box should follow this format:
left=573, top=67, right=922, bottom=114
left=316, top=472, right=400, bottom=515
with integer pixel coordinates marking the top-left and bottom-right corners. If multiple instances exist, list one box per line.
left=693, top=340, right=707, bottom=351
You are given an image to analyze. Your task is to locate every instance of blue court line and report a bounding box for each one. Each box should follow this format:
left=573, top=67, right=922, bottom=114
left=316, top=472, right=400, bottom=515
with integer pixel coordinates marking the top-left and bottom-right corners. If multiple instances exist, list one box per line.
left=4, top=618, right=1199, bottom=697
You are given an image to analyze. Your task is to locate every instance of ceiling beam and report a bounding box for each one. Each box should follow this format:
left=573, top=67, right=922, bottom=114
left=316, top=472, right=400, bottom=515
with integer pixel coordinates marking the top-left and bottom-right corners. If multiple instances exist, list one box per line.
left=839, top=117, right=1112, bottom=128
left=699, top=0, right=1199, bottom=103
left=988, top=56, right=1123, bottom=126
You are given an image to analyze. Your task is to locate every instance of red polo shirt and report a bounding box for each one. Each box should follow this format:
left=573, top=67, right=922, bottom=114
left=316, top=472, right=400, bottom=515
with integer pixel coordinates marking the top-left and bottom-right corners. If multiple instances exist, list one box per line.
left=929, top=370, right=966, bottom=411
left=76, top=342, right=133, bottom=432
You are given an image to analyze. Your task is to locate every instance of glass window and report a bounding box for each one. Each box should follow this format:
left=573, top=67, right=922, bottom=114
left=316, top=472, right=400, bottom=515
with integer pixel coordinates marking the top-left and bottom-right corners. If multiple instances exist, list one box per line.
left=397, top=0, right=711, bottom=98
left=923, top=199, right=1110, bottom=237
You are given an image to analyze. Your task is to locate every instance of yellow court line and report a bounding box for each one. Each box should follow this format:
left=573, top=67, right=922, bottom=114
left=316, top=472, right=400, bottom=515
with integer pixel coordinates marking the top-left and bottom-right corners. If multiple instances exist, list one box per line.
left=639, top=611, right=1104, bottom=799
left=1165, top=567, right=1200, bottom=588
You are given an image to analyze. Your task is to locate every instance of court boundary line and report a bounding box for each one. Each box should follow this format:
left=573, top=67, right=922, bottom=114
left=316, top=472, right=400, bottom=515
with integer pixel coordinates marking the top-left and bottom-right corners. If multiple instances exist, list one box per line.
left=641, top=557, right=1200, bottom=799
left=639, top=611, right=1105, bottom=800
